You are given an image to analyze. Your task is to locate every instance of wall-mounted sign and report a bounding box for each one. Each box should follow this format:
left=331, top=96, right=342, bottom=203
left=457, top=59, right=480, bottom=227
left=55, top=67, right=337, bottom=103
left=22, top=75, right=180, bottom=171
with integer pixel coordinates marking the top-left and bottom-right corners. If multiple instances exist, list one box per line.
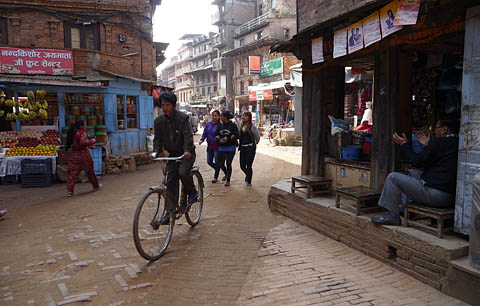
left=311, top=37, right=324, bottom=64
left=394, top=0, right=421, bottom=25
left=0, top=47, right=74, bottom=75
left=263, top=89, right=273, bottom=100
left=362, top=11, right=382, bottom=47
left=380, top=1, right=402, bottom=38
left=348, top=21, right=364, bottom=54
left=333, top=29, right=348, bottom=58
left=249, top=56, right=260, bottom=75
left=260, top=58, right=283, bottom=78
left=249, top=91, right=257, bottom=101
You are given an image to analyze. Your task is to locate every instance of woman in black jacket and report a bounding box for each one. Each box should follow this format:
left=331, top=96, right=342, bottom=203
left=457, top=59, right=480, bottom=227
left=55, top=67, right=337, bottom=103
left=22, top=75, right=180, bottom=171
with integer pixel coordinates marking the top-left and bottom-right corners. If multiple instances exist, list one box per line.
left=216, top=111, right=239, bottom=186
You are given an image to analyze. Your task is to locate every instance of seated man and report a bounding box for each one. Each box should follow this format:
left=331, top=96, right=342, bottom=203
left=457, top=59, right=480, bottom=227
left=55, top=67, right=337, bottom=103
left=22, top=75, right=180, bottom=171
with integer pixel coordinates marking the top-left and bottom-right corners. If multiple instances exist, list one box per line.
left=153, top=93, right=198, bottom=220
left=371, top=118, right=459, bottom=225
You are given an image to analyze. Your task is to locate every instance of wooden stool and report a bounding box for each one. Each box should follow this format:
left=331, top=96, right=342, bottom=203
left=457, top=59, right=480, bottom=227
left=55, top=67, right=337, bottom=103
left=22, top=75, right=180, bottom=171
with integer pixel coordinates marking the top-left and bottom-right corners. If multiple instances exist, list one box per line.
left=291, top=175, right=332, bottom=198
left=403, top=203, right=454, bottom=238
left=335, top=186, right=381, bottom=215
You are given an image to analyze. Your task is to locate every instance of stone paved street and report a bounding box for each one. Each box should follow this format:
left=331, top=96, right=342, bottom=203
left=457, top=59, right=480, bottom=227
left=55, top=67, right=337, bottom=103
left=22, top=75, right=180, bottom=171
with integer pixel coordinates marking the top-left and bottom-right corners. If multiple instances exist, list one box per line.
left=0, top=137, right=468, bottom=305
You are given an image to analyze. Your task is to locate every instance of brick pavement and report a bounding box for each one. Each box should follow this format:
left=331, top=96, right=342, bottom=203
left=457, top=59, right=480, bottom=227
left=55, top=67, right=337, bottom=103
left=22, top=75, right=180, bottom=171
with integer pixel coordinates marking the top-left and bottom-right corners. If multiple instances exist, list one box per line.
left=237, top=220, right=468, bottom=306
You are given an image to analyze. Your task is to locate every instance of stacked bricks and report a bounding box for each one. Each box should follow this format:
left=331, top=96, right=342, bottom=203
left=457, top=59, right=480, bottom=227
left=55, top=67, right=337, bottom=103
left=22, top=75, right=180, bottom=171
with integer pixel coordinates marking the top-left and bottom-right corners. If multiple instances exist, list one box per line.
left=268, top=179, right=469, bottom=292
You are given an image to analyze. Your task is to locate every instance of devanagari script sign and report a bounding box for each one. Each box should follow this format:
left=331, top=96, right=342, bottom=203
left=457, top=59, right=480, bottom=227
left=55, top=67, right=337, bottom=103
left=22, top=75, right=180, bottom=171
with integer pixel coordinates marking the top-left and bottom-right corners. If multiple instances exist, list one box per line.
left=0, top=47, right=74, bottom=75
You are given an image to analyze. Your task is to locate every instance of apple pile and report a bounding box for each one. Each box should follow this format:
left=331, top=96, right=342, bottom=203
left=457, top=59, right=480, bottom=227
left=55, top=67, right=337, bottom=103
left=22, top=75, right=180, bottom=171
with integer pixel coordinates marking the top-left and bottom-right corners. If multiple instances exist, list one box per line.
left=44, top=129, right=59, bottom=138
left=17, top=137, right=40, bottom=148
left=0, top=138, right=18, bottom=148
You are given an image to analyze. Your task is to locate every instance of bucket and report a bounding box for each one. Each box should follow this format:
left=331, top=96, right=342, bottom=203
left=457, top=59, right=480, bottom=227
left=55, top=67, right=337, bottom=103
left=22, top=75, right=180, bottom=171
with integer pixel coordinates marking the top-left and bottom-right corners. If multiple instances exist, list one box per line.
left=86, top=125, right=95, bottom=134
left=71, top=106, right=81, bottom=116
left=60, top=133, right=67, bottom=145
left=95, top=132, right=107, bottom=143
left=363, top=137, right=372, bottom=153
left=87, top=132, right=95, bottom=140
left=95, top=125, right=107, bottom=132
left=94, top=106, right=102, bottom=116
left=88, top=115, right=97, bottom=126
left=470, top=174, right=480, bottom=269
left=78, top=115, right=87, bottom=123
left=341, top=145, right=361, bottom=160
left=82, top=105, right=92, bottom=116
left=97, top=115, right=104, bottom=125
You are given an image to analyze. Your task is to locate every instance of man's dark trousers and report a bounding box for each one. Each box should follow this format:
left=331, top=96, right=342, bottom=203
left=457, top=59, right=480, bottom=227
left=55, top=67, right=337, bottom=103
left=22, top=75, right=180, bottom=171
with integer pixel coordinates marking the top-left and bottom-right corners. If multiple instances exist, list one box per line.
left=166, top=154, right=196, bottom=205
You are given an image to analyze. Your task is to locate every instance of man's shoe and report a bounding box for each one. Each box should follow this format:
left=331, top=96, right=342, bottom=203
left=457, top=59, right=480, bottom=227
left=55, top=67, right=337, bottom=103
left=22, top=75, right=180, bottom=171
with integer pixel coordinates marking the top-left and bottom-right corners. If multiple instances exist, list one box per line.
left=187, top=190, right=199, bottom=207
left=158, top=213, right=170, bottom=226
left=371, top=214, right=401, bottom=226
left=221, top=176, right=227, bottom=182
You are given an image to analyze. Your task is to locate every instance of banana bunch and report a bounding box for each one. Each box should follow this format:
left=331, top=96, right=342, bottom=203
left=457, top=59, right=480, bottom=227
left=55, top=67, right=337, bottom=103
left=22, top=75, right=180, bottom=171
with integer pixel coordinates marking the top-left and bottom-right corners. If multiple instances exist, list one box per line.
left=36, top=89, right=47, bottom=99
left=5, top=99, right=13, bottom=107
left=41, top=100, right=48, bottom=109
left=27, top=90, right=35, bottom=101
left=18, top=111, right=29, bottom=121
left=28, top=111, right=36, bottom=119
left=0, top=91, right=5, bottom=105
left=38, top=109, right=48, bottom=120
left=0, top=110, right=4, bottom=117
left=6, top=113, right=16, bottom=120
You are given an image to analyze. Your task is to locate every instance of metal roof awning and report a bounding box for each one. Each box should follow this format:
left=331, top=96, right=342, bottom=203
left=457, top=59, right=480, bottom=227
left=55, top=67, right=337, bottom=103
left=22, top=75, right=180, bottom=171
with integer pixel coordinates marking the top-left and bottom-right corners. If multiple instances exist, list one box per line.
left=211, top=95, right=225, bottom=101
left=248, top=79, right=291, bottom=92
left=96, top=69, right=154, bottom=83
left=0, top=74, right=105, bottom=87
left=191, top=104, right=207, bottom=108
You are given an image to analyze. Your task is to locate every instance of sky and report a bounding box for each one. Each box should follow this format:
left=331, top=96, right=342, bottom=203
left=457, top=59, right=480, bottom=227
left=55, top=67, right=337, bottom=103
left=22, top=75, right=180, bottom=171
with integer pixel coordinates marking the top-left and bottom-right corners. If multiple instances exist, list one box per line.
left=153, top=0, right=218, bottom=74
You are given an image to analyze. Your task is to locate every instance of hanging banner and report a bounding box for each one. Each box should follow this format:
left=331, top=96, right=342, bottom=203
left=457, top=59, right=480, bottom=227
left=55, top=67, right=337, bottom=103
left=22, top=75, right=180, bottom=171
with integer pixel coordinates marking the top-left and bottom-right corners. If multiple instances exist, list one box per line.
left=249, top=56, right=260, bottom=75
left=347, top=21, right=364, bottom=54
left=249, top=91, right=257, bottom=101
left=263, top=89, right=273, bottom=100
left=362, top=11, right=382, bottom=47
left=260, top=58, right=283, bottom=78
left=380, top=1, right=402, bottom=38
left=394, top=0, right=421, bottom=25
left=311, top=37, right=324, bottom=64
left=333, top=29, right=348, bottom=58
left=0, top=47, right=74, bottom=75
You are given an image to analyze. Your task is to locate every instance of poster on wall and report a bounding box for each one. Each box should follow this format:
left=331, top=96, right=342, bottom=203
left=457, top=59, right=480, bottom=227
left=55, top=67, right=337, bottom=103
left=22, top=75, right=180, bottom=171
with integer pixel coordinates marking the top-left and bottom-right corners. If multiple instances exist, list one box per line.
left=249, top=56, right=260, bottom=74
left=333, top=29, right=348, bottom=58
left=394, top=0, right=421, bottom=25
left=380, top=1, right=402, bottom=38
left=362, top=11, right=382, bottom=47
left=347, top=22, right=364, bottom=54
left=311, top=37, right=324, bottom=64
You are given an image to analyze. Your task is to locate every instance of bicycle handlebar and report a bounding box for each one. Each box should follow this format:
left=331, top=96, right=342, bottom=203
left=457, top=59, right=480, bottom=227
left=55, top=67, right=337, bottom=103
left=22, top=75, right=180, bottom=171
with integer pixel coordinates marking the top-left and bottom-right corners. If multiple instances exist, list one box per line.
left=151, top=153, right=185, bottom=161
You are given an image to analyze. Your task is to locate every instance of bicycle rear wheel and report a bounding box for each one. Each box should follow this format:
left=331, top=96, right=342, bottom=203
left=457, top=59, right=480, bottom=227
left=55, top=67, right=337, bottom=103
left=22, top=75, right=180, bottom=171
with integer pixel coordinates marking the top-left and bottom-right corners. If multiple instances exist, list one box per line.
left=185, top=171, right=203, bottom=226
left=133, top=189, right=174, bottom=261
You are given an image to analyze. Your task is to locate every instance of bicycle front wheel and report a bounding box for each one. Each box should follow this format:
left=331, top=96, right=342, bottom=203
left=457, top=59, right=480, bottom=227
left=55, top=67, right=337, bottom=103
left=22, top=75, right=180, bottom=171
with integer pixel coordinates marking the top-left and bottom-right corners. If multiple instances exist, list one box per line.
left=185, top=171, right=203, bottom=227
left=133, top=189, right=174, bottom=261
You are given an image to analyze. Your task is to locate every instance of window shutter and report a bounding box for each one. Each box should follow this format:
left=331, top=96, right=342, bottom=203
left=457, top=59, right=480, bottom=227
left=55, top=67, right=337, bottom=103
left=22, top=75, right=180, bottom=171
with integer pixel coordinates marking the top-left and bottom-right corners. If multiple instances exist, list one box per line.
left=103, top=94, right=116, bottom=131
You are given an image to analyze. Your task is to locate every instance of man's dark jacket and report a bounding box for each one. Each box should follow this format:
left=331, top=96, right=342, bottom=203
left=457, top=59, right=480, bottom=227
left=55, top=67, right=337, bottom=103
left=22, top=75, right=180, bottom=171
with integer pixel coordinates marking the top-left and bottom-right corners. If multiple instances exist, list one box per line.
left=402, top=135, right=458, bottom=194
left=153, top=110, right=195, bottom=157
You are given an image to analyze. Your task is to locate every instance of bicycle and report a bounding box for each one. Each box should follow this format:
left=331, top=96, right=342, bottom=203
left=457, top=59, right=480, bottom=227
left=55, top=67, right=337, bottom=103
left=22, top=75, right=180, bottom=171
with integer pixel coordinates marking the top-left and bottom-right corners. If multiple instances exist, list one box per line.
left=133, top=154, right=204, bottom=261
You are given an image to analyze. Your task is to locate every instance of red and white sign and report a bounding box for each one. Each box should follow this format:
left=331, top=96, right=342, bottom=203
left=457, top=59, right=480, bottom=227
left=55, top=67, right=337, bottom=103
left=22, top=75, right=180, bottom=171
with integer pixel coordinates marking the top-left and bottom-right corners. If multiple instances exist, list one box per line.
left=0, top=47, right=74, bottom=75
left=249, top=91, right=257, bottom=101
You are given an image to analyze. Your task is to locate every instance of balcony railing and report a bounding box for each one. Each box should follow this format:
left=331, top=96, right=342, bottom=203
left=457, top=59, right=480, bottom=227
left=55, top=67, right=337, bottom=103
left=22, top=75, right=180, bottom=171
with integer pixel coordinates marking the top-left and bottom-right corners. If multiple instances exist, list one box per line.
left=212, top=57, right=225, bottom=71
left=235, top=11, right=271, bottom=36
left=212, top=33, right=226, bottom=47
left=211, top=11, right=225, bottom=25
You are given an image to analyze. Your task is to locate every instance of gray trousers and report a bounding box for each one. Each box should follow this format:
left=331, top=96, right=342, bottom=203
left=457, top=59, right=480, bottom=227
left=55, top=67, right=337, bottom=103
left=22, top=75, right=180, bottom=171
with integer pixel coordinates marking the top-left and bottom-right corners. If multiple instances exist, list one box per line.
left=378, top=169, right=454, bottom=215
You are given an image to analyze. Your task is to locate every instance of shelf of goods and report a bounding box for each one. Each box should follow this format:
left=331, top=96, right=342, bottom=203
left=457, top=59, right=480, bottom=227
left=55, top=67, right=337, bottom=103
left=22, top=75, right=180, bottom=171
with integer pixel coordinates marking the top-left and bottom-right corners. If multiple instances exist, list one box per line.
left=65, top=93, right=103, bottom=127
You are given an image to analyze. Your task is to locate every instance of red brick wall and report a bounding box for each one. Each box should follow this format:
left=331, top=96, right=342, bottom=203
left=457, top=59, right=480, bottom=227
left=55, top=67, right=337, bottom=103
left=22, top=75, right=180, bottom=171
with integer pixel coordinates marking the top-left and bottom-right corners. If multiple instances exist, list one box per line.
left=0, top=0, right=157, bottom=82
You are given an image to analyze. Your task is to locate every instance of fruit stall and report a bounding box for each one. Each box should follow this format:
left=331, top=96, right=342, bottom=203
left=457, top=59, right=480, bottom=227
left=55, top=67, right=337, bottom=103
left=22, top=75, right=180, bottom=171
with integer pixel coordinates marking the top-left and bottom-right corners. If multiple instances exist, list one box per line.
left=0, top=129, right=59, bottom=187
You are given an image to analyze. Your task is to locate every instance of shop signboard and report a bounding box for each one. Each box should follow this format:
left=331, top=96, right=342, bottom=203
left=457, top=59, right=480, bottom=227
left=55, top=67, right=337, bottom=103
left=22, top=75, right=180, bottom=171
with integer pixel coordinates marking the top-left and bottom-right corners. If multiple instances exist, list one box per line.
left=249, top=91, right=257, bottom=101
left=263, top=89, right=273, bottom=100
left=256, top=90, right=264, bottom=101
left=0, top=47, right=74, bottom=75
left=249, top=56, right=261, bottom=75
left=260, top=58, right=283, bottom=77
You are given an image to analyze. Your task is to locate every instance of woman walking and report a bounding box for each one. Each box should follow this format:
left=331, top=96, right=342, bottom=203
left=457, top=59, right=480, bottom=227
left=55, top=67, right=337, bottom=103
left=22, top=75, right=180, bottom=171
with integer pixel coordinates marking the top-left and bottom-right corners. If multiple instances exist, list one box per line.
left=239, top=111, right=260, bottom=189
left=66, top=120, right=99, bottom=197
left=199, top=110, right=226, bottom=183
left=216, top=111, right=239, bottom=186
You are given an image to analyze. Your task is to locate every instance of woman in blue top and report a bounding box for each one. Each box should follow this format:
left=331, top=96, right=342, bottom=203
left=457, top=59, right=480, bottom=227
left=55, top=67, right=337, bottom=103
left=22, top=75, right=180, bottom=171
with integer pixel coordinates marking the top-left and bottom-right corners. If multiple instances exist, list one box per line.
left=216, top=110, right=239, bottom=186
left=199, top=110, right=226, bottom=183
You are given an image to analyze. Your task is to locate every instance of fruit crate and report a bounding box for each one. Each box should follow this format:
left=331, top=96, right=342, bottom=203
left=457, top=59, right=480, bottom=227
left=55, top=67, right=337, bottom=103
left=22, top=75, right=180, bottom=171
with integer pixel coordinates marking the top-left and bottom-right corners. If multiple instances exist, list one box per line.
left=21, top=173, right=53, bottom=188
left=1, top=175, right=20, bottom=185
left=21, top=158, right=53, bottom=175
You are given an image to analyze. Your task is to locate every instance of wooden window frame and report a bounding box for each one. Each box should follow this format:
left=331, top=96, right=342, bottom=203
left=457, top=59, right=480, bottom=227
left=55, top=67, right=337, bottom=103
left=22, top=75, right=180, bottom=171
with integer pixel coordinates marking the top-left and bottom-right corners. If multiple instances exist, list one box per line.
left=64, top=22, right=100, bottom=50
left=0, top=17, right=8, bottom=44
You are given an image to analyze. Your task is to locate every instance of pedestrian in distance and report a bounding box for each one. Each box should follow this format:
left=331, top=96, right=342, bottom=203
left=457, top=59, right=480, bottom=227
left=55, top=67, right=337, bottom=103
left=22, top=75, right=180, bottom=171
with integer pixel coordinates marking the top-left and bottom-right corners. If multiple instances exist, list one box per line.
left=238, top=111, right=260, bottom=189
left=199, top=109, right=227, bottom=183
left=216, top=110, right=239, bottom=187
left=65, top=119, right=100, bottom=197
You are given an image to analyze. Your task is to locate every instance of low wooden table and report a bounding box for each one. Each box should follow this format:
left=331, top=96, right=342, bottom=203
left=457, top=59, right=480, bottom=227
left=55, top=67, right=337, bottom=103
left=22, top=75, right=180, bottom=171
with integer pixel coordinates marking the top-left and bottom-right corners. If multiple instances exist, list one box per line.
left=291, top=175, right=332, bottom=198
left=335, top=186, right=381, bottom=215
left=403, top=203, right=454, bottom=238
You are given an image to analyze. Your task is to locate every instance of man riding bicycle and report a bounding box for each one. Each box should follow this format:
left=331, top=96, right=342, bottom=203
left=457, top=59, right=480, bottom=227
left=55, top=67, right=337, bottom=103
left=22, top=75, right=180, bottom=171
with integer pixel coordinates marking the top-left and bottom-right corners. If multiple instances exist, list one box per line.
left=153, top=92, right=198, bottom=223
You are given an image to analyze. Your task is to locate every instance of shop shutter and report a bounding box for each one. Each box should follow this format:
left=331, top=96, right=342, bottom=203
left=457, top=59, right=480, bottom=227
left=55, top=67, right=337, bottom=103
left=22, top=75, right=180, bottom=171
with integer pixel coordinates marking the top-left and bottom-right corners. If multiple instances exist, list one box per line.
left=103, top=94, right=116, bottom=132
left=139, top=95, right=154, bottom=129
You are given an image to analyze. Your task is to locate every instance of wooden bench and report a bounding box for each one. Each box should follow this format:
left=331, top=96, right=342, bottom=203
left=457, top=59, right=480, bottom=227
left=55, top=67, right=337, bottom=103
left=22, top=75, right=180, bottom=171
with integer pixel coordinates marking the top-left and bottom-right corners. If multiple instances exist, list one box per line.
left=402, top=203, right=455, bottom=238
left=335, top=186, right=381, bottom=215
left=291, top=175, right=332, bottom=198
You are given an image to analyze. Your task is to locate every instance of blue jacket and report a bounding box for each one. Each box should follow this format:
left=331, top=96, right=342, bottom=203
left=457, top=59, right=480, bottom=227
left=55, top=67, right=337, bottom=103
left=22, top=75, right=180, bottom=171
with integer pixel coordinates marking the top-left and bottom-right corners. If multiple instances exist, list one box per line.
left=201, top=121, right=220, bottom=148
